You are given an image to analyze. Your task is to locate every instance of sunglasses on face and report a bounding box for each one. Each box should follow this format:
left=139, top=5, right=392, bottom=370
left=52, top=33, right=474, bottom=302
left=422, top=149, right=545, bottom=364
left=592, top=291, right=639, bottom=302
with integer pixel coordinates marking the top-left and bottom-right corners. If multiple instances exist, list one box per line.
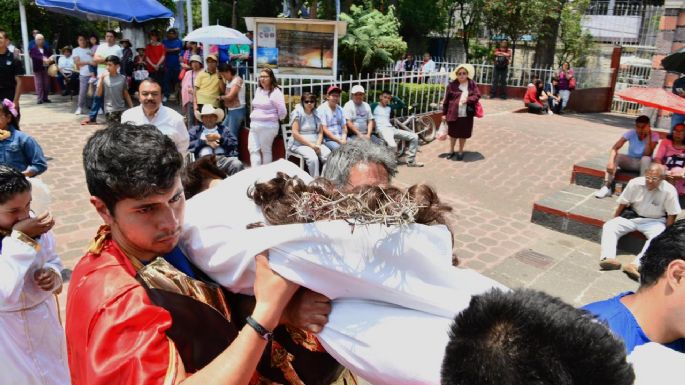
left=303, top=100, right=316, bottom=104
left=457, top=72, right=468, bottom=76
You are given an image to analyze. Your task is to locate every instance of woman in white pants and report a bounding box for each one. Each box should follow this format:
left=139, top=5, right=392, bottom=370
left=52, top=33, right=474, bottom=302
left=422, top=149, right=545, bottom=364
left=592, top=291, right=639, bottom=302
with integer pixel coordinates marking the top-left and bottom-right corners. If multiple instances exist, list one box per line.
left=288, top=92, right=331, bottom=177
left=248, top=68, right=287, bottom=166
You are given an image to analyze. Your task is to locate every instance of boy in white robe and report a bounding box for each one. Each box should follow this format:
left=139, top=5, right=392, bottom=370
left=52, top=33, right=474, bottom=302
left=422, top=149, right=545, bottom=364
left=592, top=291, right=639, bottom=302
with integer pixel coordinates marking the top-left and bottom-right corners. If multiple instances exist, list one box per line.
left=0, top=165, right=70, bottom=385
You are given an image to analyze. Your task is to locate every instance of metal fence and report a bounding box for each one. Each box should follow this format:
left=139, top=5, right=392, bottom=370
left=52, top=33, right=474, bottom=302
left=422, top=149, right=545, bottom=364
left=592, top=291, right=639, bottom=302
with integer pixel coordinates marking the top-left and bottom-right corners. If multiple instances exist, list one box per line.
left=583, top=3, right=663, bottom=48
left=611, top=63, right=651, bottom=115
left=244, top=63, right=614, bottom=118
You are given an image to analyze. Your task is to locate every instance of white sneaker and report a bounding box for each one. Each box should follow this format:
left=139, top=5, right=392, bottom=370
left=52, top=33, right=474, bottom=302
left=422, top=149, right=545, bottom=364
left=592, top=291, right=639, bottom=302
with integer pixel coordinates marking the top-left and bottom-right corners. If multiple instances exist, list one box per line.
left=547, top=110, right=554, bottom=115
left=74, top=107, right=82, bottom=115
left=594, top=185, right=612, bottom=199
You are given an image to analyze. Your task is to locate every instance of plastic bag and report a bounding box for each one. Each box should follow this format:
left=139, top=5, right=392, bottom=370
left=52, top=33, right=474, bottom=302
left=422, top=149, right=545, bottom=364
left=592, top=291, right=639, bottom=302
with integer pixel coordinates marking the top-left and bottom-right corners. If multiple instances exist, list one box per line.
left=475, top=101, right=484, bottom=118
left=436, top=121, right=448, bottom=141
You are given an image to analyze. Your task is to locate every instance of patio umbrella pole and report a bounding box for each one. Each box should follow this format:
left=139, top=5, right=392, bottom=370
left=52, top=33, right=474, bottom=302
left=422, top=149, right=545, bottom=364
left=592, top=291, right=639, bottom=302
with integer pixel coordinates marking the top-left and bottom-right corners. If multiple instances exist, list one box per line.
left=19, top=0, right=31, bottom=75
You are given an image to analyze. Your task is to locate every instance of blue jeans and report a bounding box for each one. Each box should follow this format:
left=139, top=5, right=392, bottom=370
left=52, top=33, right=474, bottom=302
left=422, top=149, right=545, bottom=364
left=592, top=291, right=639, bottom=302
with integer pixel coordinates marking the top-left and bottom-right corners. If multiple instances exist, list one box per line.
left=88, top=95, right=103, bottom=122
left=324, top=139, right=342, bottom=151
left=164, top=67, right=180, bottom=98
left=223, top=106, right=246, bottom=145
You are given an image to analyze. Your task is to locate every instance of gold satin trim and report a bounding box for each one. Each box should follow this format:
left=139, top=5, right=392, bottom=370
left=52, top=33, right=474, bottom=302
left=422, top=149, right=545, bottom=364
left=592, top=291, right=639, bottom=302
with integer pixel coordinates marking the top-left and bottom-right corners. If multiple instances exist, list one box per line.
left=164, top=338, right=178, bottom=385
left=137, top=257, right=232, bottom=321
left=87, top=225, right=111, bottom=255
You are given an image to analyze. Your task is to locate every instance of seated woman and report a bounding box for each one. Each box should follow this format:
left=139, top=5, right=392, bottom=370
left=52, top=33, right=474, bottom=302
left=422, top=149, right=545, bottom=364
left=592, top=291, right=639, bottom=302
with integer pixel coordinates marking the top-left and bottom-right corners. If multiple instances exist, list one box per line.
left=181, top=160, right=506, bottom=385
left=544, top=77, right=562, bottom=115
left=188, top=104, right=241, bottom=161
left=289, top=92, right=331, bottom=177
left=655, top=123, right=685, bottom=202
left=524, top=79, right=548, bottom=114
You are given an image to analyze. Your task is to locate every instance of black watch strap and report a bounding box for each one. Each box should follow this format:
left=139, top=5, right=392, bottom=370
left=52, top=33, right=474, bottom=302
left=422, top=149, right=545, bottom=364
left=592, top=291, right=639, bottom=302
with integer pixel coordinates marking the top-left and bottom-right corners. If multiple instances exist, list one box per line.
left=246, top=316, right=273, bottom=340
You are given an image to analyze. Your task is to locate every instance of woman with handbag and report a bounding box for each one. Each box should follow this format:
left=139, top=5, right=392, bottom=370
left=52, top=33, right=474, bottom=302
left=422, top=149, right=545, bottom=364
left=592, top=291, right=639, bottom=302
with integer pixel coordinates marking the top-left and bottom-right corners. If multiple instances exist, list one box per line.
left=558, top=61, right=575, bottom=112
left=441, top=64, right=480, bottom=161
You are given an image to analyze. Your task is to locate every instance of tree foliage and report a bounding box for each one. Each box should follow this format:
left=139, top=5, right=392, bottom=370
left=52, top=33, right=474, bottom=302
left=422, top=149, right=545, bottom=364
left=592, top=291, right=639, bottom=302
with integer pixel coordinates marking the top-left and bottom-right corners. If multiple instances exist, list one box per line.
left=339, top=4, right=407, bottom=75
left=395, top=0, right=447, bottom=51
left=482, top=0, right=550, bottom=62
left=442, top=0, right=484, bottom=61
left=556, top=0, right=594, bottom=66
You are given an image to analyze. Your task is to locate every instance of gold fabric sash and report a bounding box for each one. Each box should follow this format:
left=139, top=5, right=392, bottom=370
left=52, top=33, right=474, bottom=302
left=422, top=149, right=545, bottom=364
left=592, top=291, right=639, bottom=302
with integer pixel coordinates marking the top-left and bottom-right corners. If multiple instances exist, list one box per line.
left=137, top=257, right=231, bottom=321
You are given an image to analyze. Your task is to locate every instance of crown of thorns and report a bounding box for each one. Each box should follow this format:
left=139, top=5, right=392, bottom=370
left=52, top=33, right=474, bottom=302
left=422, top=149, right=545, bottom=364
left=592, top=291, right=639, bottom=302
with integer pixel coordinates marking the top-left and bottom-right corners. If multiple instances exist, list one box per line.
left=291, top=188, right=423, bottom=226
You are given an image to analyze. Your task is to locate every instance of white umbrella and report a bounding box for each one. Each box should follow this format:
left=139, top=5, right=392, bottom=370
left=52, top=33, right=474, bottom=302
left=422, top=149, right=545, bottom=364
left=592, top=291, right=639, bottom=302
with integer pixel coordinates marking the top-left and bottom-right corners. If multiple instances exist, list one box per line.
left=183, top=25, right=251, bottom=45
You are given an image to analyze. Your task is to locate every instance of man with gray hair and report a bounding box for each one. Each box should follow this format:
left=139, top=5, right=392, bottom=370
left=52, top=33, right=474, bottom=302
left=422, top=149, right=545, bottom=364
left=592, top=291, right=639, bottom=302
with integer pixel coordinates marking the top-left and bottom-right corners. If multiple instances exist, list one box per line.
left=599, top=163, right=681, bottom=280
left=322, top=138, right=397, bottom=189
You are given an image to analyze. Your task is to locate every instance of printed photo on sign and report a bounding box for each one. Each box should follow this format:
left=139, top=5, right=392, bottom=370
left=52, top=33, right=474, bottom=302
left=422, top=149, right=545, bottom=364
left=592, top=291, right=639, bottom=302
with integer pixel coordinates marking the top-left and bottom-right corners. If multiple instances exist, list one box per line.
left=257, top=47, right=278, bottom=68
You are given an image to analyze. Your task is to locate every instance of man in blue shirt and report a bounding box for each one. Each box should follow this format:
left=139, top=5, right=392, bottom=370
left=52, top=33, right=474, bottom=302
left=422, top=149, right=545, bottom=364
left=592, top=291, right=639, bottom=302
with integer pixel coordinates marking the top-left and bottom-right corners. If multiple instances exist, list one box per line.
left=595, top=115, right=659, bottom=199
left=583, top=221, right=685, bottom=354
left=162, top=28, right=182, bottom=103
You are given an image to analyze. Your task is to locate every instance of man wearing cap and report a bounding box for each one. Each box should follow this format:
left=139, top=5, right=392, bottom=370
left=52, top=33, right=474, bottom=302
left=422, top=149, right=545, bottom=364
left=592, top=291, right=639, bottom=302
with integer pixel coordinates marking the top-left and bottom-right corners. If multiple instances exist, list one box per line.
left=162, top=29, right=183, bottom=102
left=188, top=104, right=241, bottom=162
left=194, top=54, right=224, bottom=111
left=343, top=85, right=376, bottom=142
left=318, top=85, right=347, bottom=151
left=121, top=78, right=189, bottom=155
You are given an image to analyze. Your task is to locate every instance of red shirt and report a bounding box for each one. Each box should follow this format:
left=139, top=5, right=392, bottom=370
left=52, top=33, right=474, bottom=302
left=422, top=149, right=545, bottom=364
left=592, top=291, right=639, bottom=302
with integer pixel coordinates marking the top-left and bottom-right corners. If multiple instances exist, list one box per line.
left=66, top=234, right=186, bottom=385
left=144, top=43, right=165, bottom=73
left=524, top=85, right=543, bottom=107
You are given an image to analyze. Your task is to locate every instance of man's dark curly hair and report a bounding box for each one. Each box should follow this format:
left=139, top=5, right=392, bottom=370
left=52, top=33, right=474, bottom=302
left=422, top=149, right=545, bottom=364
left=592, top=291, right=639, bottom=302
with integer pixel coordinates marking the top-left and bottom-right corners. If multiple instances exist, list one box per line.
left=0, top=165, right=31, bottom=205
left=441, top=288, right=634, bottom=385
left=639, top=220, right=685, bottom=287
left=83, top=122, right=183, bottom=214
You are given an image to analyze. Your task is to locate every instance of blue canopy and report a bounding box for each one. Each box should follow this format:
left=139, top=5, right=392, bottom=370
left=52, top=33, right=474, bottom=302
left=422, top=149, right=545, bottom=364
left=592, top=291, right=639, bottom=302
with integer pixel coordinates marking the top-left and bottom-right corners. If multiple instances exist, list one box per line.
left=35, top=0, right=173, bottom=23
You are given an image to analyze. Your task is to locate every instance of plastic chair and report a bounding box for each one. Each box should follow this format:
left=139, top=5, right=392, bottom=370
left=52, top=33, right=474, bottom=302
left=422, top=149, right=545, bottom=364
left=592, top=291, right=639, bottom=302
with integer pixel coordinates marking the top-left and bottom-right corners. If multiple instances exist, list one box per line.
left=280, top=123, right=305, bottom=170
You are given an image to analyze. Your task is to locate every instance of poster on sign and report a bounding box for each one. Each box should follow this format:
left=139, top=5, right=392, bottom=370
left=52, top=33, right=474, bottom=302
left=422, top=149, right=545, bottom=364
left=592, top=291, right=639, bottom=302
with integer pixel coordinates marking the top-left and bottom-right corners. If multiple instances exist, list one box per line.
left=246, top=18, right=347, bottom=80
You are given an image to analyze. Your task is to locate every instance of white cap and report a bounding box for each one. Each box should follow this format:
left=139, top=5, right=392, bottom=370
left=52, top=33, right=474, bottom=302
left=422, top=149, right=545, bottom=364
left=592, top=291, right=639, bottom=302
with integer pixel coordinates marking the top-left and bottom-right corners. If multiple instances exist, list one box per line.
left=350, top=85, right=365, bottom=94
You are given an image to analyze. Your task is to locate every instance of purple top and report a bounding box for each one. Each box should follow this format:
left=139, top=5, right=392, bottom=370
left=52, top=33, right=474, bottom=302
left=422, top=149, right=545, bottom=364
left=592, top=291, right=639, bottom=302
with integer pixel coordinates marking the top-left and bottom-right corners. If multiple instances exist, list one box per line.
left=558, top=68, right=574, bottom=90
left=29, top=46, right=53, bottom=73
left=442, top=79, right=480, bottom=121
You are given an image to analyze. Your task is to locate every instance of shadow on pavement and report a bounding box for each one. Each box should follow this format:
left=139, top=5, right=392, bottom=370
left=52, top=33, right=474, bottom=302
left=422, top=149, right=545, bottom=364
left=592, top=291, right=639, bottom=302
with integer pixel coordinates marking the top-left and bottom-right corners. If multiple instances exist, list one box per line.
left=565, top=112, right=635, bottom=130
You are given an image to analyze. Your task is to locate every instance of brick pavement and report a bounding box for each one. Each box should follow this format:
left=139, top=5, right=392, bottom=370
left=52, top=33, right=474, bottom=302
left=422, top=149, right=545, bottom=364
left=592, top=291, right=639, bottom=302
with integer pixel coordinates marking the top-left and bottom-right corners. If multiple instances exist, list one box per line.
left=19, top=94, right=639, bottom=318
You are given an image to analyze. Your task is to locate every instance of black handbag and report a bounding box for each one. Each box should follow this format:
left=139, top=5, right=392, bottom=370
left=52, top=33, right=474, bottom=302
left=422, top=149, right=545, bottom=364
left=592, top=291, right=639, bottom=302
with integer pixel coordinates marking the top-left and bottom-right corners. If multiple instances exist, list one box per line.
left=619, top=206, right=640, bottom=220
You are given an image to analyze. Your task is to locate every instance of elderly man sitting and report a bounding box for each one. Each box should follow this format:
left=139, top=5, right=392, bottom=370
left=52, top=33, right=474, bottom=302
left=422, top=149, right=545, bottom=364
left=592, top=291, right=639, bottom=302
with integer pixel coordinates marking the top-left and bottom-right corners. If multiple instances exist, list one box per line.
left=599, top=163, right=681, bottom=280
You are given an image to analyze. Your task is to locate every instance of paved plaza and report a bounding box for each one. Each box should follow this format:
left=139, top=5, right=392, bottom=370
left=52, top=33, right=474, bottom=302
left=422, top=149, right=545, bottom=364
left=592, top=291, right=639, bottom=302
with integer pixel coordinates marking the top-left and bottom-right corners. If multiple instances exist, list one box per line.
left=20, top=94, right=638, bottom=316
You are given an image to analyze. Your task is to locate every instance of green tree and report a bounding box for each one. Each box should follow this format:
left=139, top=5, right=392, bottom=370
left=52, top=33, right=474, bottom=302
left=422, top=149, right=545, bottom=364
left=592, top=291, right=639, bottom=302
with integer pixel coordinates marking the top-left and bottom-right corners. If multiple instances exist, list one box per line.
left=338, top=4, right=407, bottom=75
left=442, top=0, right=484, bottom=61
left=395, top=0, right=447, bottom=51
left=556, top=0, right=594, bottom=66
left=482, top=0, right=550, bottom=62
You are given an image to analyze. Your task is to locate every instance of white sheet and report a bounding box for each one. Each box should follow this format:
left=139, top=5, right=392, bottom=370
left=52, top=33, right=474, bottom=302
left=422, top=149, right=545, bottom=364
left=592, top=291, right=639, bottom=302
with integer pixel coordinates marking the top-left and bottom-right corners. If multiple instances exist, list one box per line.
left=182, top=160, right=507, bottom=384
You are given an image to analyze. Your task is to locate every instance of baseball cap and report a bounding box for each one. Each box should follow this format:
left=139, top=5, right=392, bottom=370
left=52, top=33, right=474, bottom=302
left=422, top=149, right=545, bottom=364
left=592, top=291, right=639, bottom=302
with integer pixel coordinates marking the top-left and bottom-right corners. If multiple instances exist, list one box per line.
left=327, top=85, right=342, bottom=95
left=350, top=85, right=365, bottom=94
left=206, top=54, right=218, bottom=62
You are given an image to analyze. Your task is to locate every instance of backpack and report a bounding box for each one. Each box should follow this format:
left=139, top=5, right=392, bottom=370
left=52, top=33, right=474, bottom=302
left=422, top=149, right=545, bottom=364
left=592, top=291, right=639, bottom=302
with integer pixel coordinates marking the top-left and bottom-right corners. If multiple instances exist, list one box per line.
left=494, top=55, right=509, bottom=69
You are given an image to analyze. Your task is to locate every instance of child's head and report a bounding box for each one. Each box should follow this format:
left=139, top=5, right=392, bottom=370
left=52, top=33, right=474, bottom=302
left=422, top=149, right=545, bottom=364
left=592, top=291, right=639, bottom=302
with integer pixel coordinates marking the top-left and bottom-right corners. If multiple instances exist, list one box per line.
left=0, top=99, right=19, bottom=131
left=105, top=55, right=120, bottom=75
left=0, top=165, right=31, bottom=231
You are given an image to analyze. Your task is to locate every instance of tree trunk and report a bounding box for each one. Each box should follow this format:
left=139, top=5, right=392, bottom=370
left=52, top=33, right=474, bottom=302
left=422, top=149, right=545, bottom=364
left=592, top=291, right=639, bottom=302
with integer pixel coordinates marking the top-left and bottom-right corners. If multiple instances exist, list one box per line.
left=533, top=1, right=565, bottom=68
left=309, top=1, right=317, bottom=18
left=231, top=0, right=238, bottom=28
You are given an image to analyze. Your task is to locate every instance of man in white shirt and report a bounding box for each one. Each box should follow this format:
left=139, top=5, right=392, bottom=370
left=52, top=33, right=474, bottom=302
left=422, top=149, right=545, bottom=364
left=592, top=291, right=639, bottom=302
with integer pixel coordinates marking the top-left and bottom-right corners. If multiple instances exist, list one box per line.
left=93, top=30, right=123, bottom=77
left=343, top=85, right=375, bottom=142
left=121, top=79, right=189, bottom=155
left=599, top=163, right=681, bottom=280
left=419, top=52, right=436, bottom=83
left=372, top=90, right=423, bottom=167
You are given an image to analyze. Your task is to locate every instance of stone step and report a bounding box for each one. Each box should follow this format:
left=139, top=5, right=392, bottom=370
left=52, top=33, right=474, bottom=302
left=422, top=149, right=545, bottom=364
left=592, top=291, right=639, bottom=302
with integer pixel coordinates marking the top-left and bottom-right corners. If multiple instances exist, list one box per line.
left=571, top=155, right=638, bottom=190
left=531, top=185, right=645, bottom=254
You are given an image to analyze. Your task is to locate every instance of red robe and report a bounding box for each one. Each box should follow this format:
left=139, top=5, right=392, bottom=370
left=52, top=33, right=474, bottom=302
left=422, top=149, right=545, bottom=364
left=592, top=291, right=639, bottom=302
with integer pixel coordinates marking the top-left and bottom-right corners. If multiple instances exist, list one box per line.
left=65, top=232, right=186, bottom=385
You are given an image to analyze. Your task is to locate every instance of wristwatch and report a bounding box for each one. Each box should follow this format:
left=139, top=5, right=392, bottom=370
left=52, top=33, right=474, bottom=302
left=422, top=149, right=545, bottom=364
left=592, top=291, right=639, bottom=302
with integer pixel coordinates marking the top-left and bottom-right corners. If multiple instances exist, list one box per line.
left=246, top=316, right=273, bottom=341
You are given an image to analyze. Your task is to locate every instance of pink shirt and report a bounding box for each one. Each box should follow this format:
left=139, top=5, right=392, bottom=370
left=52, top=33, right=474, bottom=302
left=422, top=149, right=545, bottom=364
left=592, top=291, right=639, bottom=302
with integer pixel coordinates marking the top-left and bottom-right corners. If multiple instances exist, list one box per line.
left=656, top=138, right=685, bottom=195
left=250, top=87, right=287, bottom=124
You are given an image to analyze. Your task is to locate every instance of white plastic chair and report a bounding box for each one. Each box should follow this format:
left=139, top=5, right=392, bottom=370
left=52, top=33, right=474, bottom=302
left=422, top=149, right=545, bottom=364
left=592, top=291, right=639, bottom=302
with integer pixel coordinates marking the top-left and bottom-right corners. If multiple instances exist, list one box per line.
left=280, top=124, right=305, bottom=169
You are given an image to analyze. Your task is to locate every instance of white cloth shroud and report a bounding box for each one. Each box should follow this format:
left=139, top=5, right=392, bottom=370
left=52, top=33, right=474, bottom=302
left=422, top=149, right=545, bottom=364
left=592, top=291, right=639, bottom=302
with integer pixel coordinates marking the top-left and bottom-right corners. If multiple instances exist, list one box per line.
left=181, top=160, right=507, bottom=384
